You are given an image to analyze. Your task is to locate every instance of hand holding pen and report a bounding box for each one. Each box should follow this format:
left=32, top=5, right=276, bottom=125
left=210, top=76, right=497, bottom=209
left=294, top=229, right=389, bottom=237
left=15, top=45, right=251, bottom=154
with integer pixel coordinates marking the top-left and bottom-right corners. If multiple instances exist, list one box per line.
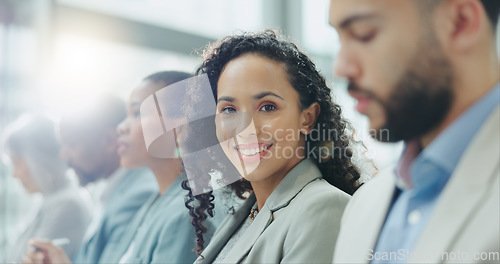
left=21, top=238, right=72, bottom=264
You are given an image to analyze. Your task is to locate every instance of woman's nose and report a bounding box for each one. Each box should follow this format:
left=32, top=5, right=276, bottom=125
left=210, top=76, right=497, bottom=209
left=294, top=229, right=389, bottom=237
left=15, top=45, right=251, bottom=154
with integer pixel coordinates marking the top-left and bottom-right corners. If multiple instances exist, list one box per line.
left=236, top=118, right=257, bottom=140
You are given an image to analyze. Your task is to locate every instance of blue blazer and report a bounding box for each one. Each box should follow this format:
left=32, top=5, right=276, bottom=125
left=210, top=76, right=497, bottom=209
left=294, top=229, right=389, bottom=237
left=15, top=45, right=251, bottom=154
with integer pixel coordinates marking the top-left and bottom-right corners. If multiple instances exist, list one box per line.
left=73, top=168, right=157, bottom=263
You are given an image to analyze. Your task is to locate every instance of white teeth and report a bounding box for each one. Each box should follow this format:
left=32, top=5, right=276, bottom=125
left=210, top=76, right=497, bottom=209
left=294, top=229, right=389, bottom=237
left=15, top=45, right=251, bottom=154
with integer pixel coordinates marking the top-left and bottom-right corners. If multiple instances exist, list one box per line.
left=237, top=145, right=270, bottom=156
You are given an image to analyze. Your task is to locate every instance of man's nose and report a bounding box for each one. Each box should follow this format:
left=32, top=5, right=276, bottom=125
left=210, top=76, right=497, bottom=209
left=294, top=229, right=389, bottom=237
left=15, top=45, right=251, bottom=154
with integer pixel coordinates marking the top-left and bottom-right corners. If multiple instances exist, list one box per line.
left=334, top=47, right=361, bottom=79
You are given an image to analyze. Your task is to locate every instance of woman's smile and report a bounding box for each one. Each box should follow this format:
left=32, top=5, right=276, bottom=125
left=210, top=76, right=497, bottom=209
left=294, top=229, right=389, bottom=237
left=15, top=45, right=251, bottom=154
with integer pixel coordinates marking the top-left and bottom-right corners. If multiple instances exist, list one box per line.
left=233, top=142, right=273, bottom=161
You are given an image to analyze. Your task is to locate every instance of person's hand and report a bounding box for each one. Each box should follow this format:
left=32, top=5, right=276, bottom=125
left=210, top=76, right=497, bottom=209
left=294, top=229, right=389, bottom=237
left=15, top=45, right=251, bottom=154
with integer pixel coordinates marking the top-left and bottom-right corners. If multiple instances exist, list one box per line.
left=21, top=247, right=44, bottom=264
left=21, top=239, right=72, bottom=264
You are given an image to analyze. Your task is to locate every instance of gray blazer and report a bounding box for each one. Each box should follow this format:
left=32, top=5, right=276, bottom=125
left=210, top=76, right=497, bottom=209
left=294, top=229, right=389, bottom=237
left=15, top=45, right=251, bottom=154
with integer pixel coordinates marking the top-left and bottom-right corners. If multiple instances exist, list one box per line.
left=196, top=158, right=351, bottom=264
left=7, top=186, right=92, bottom=263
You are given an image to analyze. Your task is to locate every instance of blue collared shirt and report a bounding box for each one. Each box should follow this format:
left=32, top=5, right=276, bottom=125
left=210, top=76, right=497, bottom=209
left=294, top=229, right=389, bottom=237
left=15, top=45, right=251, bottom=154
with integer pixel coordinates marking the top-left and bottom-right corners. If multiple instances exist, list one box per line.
left=372, top=83, right=500, bottom=264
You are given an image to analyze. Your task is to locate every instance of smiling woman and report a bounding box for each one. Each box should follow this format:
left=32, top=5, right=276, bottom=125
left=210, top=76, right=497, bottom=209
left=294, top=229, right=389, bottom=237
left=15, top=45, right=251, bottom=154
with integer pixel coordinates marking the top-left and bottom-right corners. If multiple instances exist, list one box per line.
left=182, top=30, right=372, bottom=263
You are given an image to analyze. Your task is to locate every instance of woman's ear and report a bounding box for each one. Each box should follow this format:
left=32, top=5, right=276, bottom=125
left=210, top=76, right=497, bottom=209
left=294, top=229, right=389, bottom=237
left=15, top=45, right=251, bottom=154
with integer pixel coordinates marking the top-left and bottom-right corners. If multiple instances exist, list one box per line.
left=300, top=102, right=320, bottom=135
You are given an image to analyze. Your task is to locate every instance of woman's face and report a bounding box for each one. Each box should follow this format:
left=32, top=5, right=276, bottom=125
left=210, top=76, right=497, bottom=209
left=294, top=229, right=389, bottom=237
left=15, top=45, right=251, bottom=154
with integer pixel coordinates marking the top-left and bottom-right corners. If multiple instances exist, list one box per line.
left=10, top=157, right=40, bottom=193
left=216, top=54, right=315, bottom=186
left=116, top=81, right=164, bottom=168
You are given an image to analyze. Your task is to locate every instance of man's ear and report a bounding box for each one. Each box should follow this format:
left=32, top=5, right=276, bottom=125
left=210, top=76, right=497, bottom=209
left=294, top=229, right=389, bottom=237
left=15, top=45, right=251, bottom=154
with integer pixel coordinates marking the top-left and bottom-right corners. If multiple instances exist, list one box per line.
left=436, top=0, right=484, bottom=53
left=300, top=102, right=321, bottom=135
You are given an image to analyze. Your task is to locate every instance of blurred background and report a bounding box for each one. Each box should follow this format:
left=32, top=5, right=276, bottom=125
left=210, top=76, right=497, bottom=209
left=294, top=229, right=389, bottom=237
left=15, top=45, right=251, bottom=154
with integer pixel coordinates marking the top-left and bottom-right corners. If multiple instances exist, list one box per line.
left=4, top=0, right=497, bottom=260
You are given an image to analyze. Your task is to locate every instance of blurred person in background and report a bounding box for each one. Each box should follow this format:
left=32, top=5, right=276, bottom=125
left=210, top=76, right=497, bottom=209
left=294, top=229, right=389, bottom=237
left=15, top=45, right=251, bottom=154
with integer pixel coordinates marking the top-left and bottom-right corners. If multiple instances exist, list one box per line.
left=329, top=0, right=500, bottom=263
left=58, top=96, right=158, bottom=263
left=25, top=71, right=221, bottom=264
left=2, top=114, right=91, bottom=263
left=34, top=95, right=157, bottom=264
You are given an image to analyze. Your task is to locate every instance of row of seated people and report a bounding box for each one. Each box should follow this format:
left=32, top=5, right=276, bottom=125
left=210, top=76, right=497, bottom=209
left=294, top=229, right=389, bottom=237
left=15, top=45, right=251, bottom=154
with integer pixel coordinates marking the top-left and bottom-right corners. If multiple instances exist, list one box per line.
left=3, top=1, right=500, bottom=261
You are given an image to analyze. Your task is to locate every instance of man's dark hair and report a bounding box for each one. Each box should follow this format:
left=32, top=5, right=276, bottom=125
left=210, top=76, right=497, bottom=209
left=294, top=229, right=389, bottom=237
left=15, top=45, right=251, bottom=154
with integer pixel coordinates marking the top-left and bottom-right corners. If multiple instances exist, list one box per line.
left=481, top=0, right=500, bottom=27
left=143, top=71, right=193, bottom=85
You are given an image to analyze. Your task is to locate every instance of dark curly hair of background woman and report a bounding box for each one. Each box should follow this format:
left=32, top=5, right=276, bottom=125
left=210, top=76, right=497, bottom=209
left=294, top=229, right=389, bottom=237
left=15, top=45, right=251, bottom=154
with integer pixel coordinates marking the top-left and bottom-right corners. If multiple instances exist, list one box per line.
left=182, top=30, right=371, bottom=257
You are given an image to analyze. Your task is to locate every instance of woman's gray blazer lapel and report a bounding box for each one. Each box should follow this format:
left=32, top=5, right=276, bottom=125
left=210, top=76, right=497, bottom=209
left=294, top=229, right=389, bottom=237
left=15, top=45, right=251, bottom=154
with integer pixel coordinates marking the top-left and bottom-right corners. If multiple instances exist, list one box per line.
left=225, top=159, right=322, bottom=263
left=196, top=194, right=256, bottom=263
left=200, top=158, right=322, bottom=263
left=223, top=200, right=273, bottom=263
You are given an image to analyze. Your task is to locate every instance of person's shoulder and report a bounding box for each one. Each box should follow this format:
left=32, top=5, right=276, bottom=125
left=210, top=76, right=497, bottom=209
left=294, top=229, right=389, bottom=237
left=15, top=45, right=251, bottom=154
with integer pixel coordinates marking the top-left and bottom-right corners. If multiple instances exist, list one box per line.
left=352, top=166, right=395, bottom=198
left=48, top=186, right=89, bottom=207
left=279, top=179, right=349, bottom=239
left=338, top=166, right=396, bottom=221
left=110, top=168, right=158, bottom=202
left=42, top=187, right=92, bottom=221
left=156, top=191, right=191, bottom=223
left=154, top=197, right=194, bottom=237
left=281, top=179, right=350, bottom=221
left=120, top=168, right=157, bottom=187
left=298, top=178, right=351, bottom=204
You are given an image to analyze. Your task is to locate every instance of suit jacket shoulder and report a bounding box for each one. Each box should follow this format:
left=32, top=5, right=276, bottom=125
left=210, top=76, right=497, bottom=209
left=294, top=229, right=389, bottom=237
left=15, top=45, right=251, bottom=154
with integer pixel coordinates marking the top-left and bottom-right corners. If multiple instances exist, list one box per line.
left=334, top=105, right=500, bottom=264
left=8, top=187, right=92, bottom=263
left=197, top=159, right=351, bottom=264
left=333, top=166, right=397, bottom=263
left=411, top=105, right=500, bottom=263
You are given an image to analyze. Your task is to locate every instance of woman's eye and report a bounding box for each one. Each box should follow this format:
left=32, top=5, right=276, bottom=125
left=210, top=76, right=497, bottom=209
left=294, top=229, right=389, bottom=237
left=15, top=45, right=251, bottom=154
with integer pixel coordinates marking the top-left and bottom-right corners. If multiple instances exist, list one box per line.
left=259, top=104, right=277, bottom=112
left=221, top=106, right=236, bottom=114
left=129, top=108, right=140, bottom=118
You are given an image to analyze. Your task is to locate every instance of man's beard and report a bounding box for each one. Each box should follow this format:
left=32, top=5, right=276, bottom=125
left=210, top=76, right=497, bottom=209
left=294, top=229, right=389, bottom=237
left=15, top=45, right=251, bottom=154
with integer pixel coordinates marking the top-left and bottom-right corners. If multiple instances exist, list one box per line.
left=349, top=39, right=454, bottom=142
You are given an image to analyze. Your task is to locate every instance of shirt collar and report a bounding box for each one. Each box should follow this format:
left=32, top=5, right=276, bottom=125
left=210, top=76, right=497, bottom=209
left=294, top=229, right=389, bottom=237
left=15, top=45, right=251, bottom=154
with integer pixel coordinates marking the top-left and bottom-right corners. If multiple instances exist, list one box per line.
left=421, top=84, right=500, bottom=174
left=395, top=140, right=422, bottom=189
left=397, top=83, right=500, bottom=189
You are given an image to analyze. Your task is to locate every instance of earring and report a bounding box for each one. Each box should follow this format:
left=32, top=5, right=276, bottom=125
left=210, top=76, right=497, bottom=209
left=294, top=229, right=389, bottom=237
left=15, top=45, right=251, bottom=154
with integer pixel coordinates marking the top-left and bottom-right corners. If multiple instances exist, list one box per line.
left=318, top=141, right=334, bottom=163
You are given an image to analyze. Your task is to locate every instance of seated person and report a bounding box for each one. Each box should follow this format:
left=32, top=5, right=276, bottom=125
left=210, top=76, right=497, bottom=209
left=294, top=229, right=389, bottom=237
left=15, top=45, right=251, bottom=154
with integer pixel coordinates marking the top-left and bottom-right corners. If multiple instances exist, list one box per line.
left=3, top=114, right=91, bottom=263
left=183, top=31, right=368, bottom=263
left=58, top=96, right=157, bottom=263
left=25, top=71, right=223, bottom=264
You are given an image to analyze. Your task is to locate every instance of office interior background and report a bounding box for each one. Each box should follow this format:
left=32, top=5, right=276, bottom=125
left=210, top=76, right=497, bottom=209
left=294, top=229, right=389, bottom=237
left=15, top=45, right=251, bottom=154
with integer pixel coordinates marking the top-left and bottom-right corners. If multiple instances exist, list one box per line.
left=0, top=0, right=498, bottom=261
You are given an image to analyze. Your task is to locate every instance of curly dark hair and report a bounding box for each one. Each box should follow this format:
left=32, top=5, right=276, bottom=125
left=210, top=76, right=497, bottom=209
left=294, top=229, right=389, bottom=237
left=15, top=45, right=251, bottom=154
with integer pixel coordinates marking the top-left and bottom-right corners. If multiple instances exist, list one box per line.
left=182, top=30, right=369, bottom=256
